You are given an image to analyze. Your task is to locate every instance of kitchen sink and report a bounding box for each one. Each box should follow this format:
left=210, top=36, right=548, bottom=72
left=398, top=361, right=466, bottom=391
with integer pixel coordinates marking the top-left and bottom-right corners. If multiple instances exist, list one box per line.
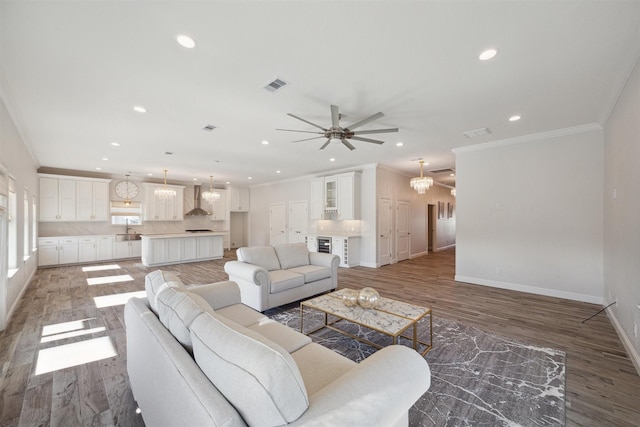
left=116, top=233, right=142, bottom=241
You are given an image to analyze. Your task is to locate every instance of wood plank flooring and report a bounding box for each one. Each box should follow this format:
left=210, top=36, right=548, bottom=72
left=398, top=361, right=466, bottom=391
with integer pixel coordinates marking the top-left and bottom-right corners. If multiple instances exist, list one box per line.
left=1, top=249, right=639, bottom=426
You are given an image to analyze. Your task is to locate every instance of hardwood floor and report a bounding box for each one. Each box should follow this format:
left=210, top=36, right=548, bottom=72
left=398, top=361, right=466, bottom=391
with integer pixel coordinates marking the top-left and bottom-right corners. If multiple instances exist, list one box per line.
left=1, top=249, right=639, bottom=426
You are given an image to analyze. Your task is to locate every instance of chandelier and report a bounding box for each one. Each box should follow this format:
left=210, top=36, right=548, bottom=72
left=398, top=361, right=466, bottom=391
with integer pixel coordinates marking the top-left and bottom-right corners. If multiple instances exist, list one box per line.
left=155, top=169, right=176, bottom=200
left=410, top=160, right=433, bottom=194
left=202, top=175, right=221, bottom=203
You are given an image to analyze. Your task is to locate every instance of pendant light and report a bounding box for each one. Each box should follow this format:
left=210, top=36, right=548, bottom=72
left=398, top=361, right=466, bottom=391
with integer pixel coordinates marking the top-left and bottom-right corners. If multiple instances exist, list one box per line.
left=202, top=175, right=221, bottom=203
left=155, top=169, right=176, bottom=199
left=410, top=160, right=433, bottom=194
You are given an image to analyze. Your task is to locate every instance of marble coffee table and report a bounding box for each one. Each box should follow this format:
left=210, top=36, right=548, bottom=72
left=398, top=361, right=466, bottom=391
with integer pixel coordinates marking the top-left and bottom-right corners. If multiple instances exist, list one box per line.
left=300, top=288, right=432, bottom=355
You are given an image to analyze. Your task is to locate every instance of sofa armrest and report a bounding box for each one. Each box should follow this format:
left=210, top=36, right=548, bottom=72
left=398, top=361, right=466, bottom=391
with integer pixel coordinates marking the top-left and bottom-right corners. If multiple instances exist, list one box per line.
left=290, top=345, right=430, bottom=427
left=309, top=252, right=339, bottom=269
left=186, top=281, right=241, bottom=310
left=224, top=261, right=270, bottom=286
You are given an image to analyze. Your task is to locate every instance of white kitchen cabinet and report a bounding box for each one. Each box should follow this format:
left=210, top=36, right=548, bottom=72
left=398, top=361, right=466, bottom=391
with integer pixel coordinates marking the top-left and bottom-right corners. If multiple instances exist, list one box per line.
left=330, top=236, right=361, bottom=268
left=306, top=235, right=317, bottom=252
left=113, top=240, right=142, bottom=259
left=208, top=189, right=227, bottom=221
left=78, top=237, right=97, bottom=262
left=197, top=235, right=223, bottom=259
left=324, top=177, right=338, bottom=212
left=76, top=180, right=110, bottom=221
left=39, top=177, right=76, bottom=221
left=38, top=237, right=79, bottom=266
left=229, top=187, right=250, bottom=212
left=309, top=178, right=324, bottom=220
left=142, top=183, right=185, bottom=221
left=336, top=173, right=360, bottom=220
left=96, top=236, right=114, bottom=260
left=182, top=237, right=197, bottom=261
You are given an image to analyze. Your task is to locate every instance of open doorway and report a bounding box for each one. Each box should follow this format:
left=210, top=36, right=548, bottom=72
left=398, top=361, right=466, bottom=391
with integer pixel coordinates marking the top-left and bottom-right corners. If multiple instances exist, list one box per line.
left=427, top=203, right=436, bottom=251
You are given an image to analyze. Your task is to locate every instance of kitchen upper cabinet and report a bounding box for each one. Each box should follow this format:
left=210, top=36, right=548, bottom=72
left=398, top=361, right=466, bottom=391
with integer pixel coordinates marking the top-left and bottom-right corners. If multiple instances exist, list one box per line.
left=142, top=183, right=185, bottom=221
left=39, top=176, right=76, bottom=221
left=309, top=172, right=360, bottom=220
left=229, top=187, right=249, bottom=212
left=309, top=178, right=325, bottom=220
left=40, top=174, right=111, bottom=222
left=76, top=181, right=109, bottom=221
left=208, top=189, right=227, bottom=221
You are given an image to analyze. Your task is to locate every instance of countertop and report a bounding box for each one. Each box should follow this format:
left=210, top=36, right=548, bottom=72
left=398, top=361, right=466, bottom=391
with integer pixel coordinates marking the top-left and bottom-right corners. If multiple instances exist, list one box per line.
left=141, top=231, right=228, bottom=239
left=307, top=233, right=361, bottom=238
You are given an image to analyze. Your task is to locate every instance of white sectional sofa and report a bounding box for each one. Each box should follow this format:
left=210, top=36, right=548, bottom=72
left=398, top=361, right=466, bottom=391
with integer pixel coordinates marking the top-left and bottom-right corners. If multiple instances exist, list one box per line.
left=125, top=270, right=431, bottom=427
left=224, top=243, right=339, bottom=311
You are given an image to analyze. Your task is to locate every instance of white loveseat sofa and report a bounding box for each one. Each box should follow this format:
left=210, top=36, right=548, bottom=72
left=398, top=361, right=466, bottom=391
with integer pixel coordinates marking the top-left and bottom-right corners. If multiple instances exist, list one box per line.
left=224, top=243, right=339, bottom=311
left=125, top=270, right=431, bottom=427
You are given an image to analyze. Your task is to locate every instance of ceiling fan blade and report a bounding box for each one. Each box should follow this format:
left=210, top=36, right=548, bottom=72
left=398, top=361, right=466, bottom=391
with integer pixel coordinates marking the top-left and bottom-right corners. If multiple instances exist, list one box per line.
left=341, top=138, right=356, bottom=151
left=350, top=136, right=385, bottom=145
left=287, top=113, right=327, bottom=131
left=319, top=139, right=331, bottom=150
left=330, top=105, right=340, bottom=128
left=352, top=128, right=399, bottom=135
left=345, top=111, right=384, bottom=131
left=290, top=136, right=326, bottom=143
left=276, top=128, right=325, bottom=134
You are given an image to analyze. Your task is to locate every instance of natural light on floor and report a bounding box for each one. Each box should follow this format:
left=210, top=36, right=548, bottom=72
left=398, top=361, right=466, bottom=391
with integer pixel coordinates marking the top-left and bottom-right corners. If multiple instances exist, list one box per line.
left=86, top=274, right=134, bottom=286
left=93, top=291, right=146, bottom=308
left=82, top=264, right=121, bottom=272
left=35, top=336, right=117, bottom=375
left=41, top=318, right=106, bottom=343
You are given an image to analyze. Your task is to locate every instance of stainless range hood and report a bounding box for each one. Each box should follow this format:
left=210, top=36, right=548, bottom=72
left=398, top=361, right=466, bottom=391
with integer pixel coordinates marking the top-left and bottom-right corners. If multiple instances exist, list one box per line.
left=185, top=185, right=210, bottom=216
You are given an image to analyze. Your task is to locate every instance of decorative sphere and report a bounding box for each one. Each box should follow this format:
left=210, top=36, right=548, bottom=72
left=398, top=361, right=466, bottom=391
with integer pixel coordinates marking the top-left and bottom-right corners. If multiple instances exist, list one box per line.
left=358, top=287, right=380, bottom=309
left=342, top=289, right=359, bottom=307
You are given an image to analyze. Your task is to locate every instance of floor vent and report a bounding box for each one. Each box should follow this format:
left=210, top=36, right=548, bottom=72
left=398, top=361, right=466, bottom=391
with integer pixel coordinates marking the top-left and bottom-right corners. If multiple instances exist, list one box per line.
left=264, top=78, right=288, bottom=92
left=462, top=128, right=491, bottom=138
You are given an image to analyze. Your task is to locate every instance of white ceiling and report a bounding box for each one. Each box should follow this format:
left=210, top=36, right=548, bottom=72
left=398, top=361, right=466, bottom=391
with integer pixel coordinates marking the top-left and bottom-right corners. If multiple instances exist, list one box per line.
left=2, top=1, right=639, bottom=188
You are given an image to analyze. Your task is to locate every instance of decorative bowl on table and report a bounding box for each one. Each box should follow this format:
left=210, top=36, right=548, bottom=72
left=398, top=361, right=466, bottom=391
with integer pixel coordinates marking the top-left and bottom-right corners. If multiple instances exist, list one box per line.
left=341, top=289, right=359, bottom=307
left=357, top=287, right=380, bottom=309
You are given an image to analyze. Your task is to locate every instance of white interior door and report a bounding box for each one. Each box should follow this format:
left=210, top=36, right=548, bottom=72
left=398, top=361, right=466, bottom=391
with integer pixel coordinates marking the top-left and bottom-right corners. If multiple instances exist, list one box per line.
left=396, top=200, right=410, bottom=262
left=269, top=203, right=286, bottom=246
left=288, top=201, right=308, bottom=244
left=378, top=197, right=392, bottom=266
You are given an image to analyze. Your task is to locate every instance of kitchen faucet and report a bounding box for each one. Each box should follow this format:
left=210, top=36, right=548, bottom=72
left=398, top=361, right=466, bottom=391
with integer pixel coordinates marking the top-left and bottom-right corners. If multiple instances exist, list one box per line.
left=125, top=218, right=130, bottom=235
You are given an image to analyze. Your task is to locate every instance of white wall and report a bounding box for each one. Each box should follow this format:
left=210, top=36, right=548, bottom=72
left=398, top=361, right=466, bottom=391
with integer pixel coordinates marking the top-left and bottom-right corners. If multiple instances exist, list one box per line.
left=603, top=56, right=640, bottom=369
left=0, top=95, right=39, bottom=330
left=454, top=126, right=604, bottom=304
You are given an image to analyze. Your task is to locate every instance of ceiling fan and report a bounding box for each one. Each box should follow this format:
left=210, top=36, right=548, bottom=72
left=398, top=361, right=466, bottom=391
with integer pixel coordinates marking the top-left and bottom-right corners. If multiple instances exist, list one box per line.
left=277, top=105, right=398, bottom=151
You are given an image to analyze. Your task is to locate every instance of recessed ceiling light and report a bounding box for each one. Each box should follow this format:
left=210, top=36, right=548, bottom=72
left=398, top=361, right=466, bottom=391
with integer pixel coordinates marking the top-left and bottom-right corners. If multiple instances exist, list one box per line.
left=176, top=34, right=196, bottom=49
left=95, top=167, right=102, bottom=170
left=133, top=105, right=147, bottom=113
left=225, top=181, right=230, bottom=184
left=111, top=142, right=120, bottom=147
left=247, top=177, right=253, bottom=180
left=509, top=115, right=521, bottom=122
left=329, top=158, right=336, bottom=162
left=396, top=142, right=404, bottom=147
left=479, top=48, right=498, bottom=61
left=276, top=170, right=281, bottom=174
left=147, top=173, right=153, bottom=176
left=102, top=157, right=109, bottom=161
left=450, top=173, right=455, bottom=177
left=192, top=178, right=198, bottom=181
left=262, top=140, right=269, bottom=145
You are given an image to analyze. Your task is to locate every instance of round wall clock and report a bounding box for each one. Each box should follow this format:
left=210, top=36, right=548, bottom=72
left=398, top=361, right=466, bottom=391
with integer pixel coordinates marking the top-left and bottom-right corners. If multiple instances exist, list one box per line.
left=115, top=180, right=139, bottom=199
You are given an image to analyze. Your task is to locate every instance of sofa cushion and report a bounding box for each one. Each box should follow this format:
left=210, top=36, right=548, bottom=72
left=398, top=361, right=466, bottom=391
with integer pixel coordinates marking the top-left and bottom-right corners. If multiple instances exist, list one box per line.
left=145, top=270, right=185, bottom=314
left=156, top=287, right=214, bottom=353
left=216, top=303, right=268, bottom=328
left=288, top=265, right=332, bottom=283
left=190, top=312, right=309, bottom=426
left=273, top=243, right=310, bottom=270
left=247, top=318, right=312, bottom=353
left=269, top=270, right=306, bottom=293
left=237, top=246, right=281, bottom=271
left=291, top=342, right=356, bottom=395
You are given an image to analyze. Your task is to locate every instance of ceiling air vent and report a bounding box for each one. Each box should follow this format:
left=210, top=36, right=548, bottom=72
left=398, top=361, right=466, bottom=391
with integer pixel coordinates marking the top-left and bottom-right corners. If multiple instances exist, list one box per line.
left=202, top=124, right=216, bottom=132
left=264, top=78, right=288, bottom=92
left=462, top=128, right=491, bottom=138
left=430, top=168, right=456, bottom=174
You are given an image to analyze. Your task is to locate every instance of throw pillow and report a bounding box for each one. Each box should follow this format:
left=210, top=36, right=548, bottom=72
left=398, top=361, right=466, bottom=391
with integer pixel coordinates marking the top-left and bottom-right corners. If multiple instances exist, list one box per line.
left=274, top=243, right=310, bottom=270
left=237, top=246, right=281, bottom=271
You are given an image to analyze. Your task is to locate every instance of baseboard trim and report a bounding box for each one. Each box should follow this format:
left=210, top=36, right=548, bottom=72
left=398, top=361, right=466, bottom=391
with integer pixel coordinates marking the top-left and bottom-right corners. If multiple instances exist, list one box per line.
left=358, top=261, right=377, bottom=268
left=410, top=251, right=429, bottom=259
left=606, top=307, right=640, bottom=376
left=433, top=244, right=456, bottom=252
left=454, top=275, right=603, bottom=304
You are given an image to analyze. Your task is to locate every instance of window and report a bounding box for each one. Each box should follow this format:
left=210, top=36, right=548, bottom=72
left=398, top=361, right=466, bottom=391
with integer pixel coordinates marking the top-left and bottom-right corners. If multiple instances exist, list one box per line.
left=110, top=201, right=142, bottom=226
left=8, top=177, right=17, bottom=271
left=24, top=188, right=29, bottom=259
left=32, top=195, right=37, bottom=251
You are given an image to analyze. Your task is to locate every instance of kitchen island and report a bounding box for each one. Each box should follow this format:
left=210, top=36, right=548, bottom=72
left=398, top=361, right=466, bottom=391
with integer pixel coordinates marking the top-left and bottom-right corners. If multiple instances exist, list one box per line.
left=141, top=232, right=226, bottom=267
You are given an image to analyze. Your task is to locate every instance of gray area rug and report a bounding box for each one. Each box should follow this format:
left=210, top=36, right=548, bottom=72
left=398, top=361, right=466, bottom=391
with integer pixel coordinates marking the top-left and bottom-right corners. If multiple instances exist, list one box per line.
left=266, top=303, right=566, bottom=427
